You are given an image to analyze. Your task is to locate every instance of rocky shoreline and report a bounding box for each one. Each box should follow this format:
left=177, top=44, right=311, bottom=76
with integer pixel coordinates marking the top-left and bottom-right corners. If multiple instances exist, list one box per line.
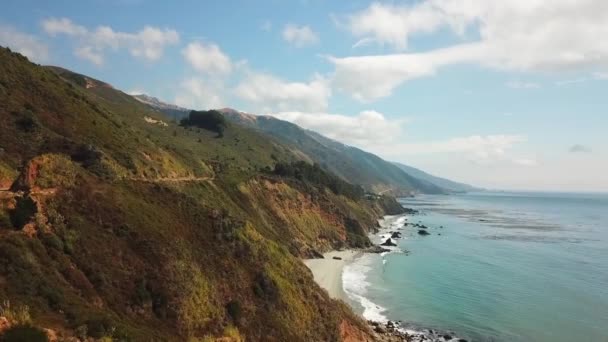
left=367, top=320, right=468, bottom=342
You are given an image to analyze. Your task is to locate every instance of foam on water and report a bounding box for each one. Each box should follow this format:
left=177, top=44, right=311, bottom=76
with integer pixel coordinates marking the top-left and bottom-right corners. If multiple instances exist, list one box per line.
left=342, top=214, right=408, bottom=323
left=342, top=253, right=388, bottom=322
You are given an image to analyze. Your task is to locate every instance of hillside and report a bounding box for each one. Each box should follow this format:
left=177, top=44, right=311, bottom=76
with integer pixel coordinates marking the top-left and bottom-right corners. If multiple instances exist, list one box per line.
left=392, top=162, right=479, bottom=193
left=218, top=109, right=446, bottom=196
left=0, top=47, right=403, bottom=341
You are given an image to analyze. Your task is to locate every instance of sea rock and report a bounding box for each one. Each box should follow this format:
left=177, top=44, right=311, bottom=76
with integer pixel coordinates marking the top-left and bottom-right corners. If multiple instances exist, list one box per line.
left=332, top=256, right=342, bottom=260
left=391, top=232, right=402, bottom=239
left=310, top=249, right=324, bottom=259
left=403, top=207, right=419, bottom=214
left=380, top=238, right=397, bottom=246
left=374, top=325, right=386, bottom=334
left=366, top=245, right=391, bottom=253
left=418, top=230, right=430, bottom=236
left=443, top=335, right=452, bottom=340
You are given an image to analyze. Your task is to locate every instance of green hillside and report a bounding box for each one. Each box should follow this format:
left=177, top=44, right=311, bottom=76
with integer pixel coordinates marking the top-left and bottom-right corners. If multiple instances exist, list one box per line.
left=219, top=109, right=446, bottom=196
left=0, top=47, right=402, bottom=341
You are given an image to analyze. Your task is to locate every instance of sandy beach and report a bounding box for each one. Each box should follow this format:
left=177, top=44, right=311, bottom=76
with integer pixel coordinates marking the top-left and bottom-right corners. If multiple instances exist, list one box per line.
left=304, top=250, right=361, bottom=301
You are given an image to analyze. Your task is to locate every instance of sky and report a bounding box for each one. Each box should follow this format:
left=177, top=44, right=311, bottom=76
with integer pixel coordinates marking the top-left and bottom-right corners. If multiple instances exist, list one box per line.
left=1, top=0, right=607, bottom=192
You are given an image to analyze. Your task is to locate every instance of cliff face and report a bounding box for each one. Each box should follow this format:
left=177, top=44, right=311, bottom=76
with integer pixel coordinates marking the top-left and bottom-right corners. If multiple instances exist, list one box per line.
left=0, top=47, right=400, bottom=341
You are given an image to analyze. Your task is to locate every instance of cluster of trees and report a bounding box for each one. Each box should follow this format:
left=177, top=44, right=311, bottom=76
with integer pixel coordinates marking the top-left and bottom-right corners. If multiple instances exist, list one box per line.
left=269, top=161, right=364, bottom=200
left=179, top=110, right=228, bottom=137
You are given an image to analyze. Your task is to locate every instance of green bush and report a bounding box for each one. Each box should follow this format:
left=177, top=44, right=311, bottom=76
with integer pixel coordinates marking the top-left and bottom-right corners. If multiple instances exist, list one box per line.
left=86, top=318, right=113, bottom=339
left=14, top=111, right=39, bottom=133
left=0, top=325, right=48, bottom=342
left=180, top=110, right=227, bottom=137
left=270, top=161, right=364, bottom=200
left=9, top=197, right=37, bottom=229
left=226, top=300, right=242, bottom=325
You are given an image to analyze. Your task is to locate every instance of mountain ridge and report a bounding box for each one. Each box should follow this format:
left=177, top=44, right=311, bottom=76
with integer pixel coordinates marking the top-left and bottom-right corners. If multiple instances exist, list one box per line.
left=125, top=96, right=479, bottom=196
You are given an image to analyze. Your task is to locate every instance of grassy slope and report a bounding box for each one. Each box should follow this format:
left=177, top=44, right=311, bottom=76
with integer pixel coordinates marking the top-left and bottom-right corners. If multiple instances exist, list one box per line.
left=0, top=47, right=403, bottom=341
left=220, top=109, right=446, bottom=195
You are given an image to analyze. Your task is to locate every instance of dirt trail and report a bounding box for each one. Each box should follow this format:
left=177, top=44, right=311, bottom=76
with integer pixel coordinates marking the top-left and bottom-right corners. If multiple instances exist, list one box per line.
left=128, top=174, right=215, bottom=183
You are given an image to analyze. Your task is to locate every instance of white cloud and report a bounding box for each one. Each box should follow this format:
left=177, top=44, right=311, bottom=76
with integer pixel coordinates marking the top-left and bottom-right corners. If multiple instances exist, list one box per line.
left=182, top=41, right=232, bottom=74
left=174, top=78, right=224, bottom=110
left=332, top=0, right=608, bottom=101
left=41, top=17, right=87, bottom=36
left=506, top=81, right=540, bottom=89
left=41, top=17, right=179, bottom=65
left=343, top=2, right=446, bottom=50
left=270, top=110, right=406, bottom=146
left=390, top=135, right=530, bottom=165
left=235, top=72, right=330, bottom=112
left=0, top=25, right=49, bottom=63
left=270, top=109, right=532, bottom=168
left=74, top=46, right=104, bottom=65
left=282, top=24, right=319, bottom=47
left=328, top=44, right=482, bottom=102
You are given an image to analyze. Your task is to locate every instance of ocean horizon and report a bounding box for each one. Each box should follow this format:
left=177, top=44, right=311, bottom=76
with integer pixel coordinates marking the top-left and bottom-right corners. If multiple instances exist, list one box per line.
left=343, top=191, right=608, bottom=341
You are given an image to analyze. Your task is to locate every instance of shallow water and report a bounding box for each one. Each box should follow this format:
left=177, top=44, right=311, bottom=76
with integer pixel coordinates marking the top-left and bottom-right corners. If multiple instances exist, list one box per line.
left=343, top=191, right=608, bottom=341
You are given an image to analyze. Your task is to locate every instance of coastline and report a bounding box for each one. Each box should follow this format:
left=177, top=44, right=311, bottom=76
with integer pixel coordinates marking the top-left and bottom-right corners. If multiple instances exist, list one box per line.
left=305, top=214, right=468, bottom=342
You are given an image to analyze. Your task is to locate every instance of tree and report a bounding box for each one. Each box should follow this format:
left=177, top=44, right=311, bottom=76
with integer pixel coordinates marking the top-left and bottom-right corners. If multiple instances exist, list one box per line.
left=179, top=110, right=227, bottom=137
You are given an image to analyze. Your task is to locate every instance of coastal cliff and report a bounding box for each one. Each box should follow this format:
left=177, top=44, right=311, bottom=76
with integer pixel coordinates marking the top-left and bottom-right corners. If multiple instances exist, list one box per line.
left=0, top=47, right=402, bottom=341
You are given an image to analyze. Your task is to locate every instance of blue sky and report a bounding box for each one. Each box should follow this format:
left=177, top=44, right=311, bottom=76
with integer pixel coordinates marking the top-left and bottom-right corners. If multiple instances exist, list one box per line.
left=1, top=0, right=607, bottom=191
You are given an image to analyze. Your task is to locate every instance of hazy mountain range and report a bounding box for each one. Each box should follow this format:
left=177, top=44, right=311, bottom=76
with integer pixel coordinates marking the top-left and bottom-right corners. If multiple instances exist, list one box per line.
left=131, top=98, right=477, bottom=195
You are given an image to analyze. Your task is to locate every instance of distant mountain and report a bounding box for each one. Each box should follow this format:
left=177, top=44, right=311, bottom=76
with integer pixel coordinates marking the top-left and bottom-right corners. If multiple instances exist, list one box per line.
left=132, top=94, right=189, bottom=121
left=127, top=97, right=464, bottom=195
left=218, top=108, right=447, bottom=195
left=393, top=162, right=479, bottom=193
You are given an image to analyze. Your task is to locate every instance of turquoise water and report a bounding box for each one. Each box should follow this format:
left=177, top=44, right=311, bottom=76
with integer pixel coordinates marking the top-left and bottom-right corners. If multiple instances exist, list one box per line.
left=345, top=191, right=608, bottom=341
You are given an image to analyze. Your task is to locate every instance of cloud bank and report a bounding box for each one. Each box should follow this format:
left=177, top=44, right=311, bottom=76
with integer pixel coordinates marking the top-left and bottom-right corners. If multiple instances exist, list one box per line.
left=41, top=17, right=179, bottom=65
left=332, top=0, right=608, bottom=101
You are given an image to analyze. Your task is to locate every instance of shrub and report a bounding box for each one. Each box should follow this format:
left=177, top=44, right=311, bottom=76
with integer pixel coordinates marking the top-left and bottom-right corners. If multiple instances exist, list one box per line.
left=0, top=301, right=31, bottom=325
left=180, top=110, right=227, bottom=137
left=86, top=318, right=114, bottom=339
left=14, top=111, right=39, bottom=133
left=269, top=161, right=364, bottom=200
left=225, top=300, right=242, bottom=325
left=253, top=273, right=279, bottom=302
left=33, top=155, right=77, bottom=189
left=9, top=197, right=37, bottom=229
left=0, top=325, right=48, bottom=342
left=71, top=144, right=102, bottom=168
left=40, top=233, right=63, bottom=251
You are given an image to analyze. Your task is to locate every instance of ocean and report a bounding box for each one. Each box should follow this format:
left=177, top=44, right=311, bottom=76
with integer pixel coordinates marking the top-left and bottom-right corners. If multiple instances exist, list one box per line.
left=343, top=191, right=608, bottom=341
